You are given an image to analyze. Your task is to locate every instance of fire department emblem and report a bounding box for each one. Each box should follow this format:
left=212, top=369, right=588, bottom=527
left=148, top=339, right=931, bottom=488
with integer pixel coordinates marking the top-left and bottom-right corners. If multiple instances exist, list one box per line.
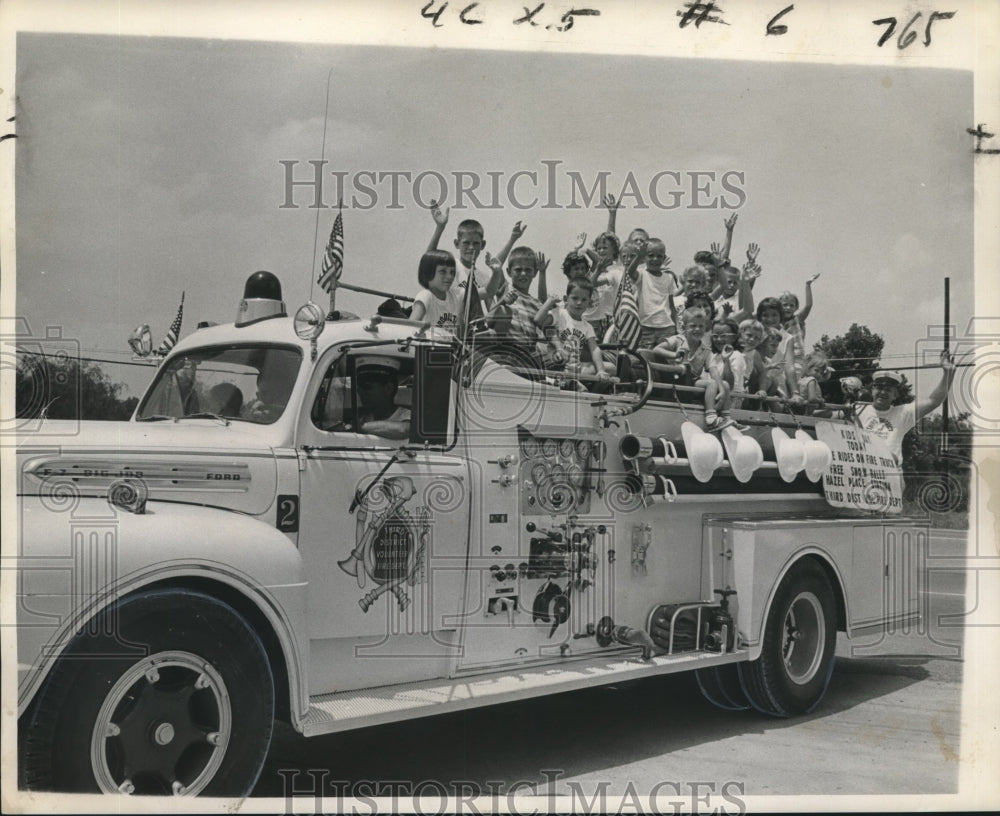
left=337, top=476, right=430, bottom=612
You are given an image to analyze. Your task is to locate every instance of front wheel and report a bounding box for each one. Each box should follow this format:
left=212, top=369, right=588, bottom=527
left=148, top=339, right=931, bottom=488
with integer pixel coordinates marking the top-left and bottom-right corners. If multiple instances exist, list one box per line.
left=739, top=559, right=837, bottom=717
left=19, top=589, right=275, bottom=796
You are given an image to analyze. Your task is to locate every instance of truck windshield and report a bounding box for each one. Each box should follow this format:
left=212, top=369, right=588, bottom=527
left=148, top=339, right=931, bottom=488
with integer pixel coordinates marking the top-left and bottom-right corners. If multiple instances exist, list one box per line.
left=136, top=345, right=303, bottom=424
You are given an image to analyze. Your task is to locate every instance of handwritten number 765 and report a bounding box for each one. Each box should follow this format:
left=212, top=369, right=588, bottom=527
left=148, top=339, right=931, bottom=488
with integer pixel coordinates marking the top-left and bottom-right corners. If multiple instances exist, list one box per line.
left=873, top=11, right=956, bottom=49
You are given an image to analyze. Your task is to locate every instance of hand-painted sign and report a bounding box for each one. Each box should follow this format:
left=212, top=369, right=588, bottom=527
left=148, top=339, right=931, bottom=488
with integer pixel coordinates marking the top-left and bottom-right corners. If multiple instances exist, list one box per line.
left=815, top=421, right=904, bottom=513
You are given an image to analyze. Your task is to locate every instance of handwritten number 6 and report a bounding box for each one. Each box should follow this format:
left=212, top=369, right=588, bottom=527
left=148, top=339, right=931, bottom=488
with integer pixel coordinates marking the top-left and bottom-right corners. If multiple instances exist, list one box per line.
left=897, top=12, right=920, bottom=48
left=766, top=4, right=794, bottom=36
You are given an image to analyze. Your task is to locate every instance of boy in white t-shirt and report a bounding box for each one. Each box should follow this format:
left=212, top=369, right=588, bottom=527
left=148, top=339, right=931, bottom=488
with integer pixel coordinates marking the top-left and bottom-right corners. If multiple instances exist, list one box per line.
left=637, top=238, right=678, bottom=349
left=535, top=277, right=613, bottom=383
left=425, top=201, right=524, bottom=307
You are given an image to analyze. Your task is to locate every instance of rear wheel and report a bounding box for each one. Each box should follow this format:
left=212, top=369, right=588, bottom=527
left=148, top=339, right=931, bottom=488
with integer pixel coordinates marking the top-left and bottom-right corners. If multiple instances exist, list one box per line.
left=738, top=560, right=837, bottom=717
left=19, top=589, right=274, bottom=796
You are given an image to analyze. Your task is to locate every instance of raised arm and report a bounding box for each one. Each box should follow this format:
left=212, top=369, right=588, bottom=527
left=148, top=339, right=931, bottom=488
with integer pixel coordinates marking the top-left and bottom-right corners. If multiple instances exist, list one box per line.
left=915, top=350, right=957, bottom=421
left=719, top=213, right=738, bottom=265
left=603, top=194, right=619, bottom=235
left=426, top=200, right=449, bottom=253
left=483, top=252, right=506, bottom=306
left=536, top=249, right=549, bottom=302
left=708, top=248, right=723, bottom=297
left=585, top=249, right=608, bottom=282
left=495, top=221, right=527, bottom=266
left=626, top=243, right=646, bottom=282
left=536, top=251, right=550, bottom=289
left=731, top=263, right=759, bottom=322
left=745, top=243, right=760, bottom=289
left=797, top=273, right=820, bottom=324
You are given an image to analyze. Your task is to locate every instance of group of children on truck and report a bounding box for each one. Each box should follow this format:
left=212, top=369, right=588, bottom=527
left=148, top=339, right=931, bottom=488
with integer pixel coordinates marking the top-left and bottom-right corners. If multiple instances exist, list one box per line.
left=408, top=196, right=838, bottom=430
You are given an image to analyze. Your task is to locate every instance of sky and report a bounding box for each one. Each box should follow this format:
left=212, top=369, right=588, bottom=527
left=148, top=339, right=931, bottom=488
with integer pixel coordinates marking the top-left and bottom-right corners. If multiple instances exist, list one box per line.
left=13, top=33, right=973, bottom=401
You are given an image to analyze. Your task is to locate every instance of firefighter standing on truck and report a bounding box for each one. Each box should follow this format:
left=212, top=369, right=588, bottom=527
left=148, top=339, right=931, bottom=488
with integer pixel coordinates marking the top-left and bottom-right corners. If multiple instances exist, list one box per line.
left=854, top=350, right=956, bottom=465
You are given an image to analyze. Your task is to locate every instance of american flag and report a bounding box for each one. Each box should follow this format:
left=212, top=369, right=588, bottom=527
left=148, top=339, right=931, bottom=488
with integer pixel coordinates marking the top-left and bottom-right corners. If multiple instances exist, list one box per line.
left=154, top=292, right=184, bottom=356
left=612, top=272, right=641, bottom=352
left=457, top=278, right=486, bottom=339
left=317, top=210, right=344, bottom=293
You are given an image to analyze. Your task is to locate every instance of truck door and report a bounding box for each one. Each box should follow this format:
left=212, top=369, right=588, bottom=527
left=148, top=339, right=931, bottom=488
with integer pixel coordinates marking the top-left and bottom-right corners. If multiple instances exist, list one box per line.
left=295, top=345, right=469, bottom=694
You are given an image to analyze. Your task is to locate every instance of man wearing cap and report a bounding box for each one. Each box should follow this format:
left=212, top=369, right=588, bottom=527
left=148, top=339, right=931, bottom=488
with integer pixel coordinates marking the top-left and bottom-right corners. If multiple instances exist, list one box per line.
left=854, top=351, right=955, bottom=465
left=353, top=357, right=410, bottom=440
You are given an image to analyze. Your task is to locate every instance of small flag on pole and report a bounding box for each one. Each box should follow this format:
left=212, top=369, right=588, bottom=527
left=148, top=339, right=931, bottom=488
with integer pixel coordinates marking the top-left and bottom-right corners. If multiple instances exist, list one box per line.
left=318, top=209, right=344, bottom=293
left=612, top=272, right=641, bottom=352
left=457, top=278, right=487, bottom=340
left=154, top=292, right=184, bottom=356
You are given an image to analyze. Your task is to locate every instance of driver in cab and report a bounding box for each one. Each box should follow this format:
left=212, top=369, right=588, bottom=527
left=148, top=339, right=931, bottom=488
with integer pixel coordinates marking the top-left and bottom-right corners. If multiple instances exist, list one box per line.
left=349, top=357, right=411, bottom=440
left=244, top=365, right=296, bottom=423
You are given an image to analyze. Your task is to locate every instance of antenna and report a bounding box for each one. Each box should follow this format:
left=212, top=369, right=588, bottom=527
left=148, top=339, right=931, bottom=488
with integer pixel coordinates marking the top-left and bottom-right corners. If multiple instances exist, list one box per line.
left=942, top=276, right=950, bottom=451
left=310, top=66, right=337, bottom=305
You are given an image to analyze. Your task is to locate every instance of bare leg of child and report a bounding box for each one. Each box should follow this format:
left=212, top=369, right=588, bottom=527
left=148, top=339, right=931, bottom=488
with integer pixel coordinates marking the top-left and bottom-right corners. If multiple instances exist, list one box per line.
left=702, top=379, right=721, bottom=428
left=717, top=381, right=731, bottom=419
left=718, top=382, right=750, bottom=431
left=714, top=382, right=738, bottom=430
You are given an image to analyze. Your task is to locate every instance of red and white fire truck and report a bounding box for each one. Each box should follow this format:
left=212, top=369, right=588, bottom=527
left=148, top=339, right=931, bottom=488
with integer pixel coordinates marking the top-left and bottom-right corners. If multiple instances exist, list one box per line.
left=15, top=274, right=921, bottom=796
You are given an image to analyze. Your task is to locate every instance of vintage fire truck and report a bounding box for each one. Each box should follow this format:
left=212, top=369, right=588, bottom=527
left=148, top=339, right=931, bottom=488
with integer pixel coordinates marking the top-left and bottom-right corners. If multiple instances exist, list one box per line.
left=15, top=273, right=921, bottom=796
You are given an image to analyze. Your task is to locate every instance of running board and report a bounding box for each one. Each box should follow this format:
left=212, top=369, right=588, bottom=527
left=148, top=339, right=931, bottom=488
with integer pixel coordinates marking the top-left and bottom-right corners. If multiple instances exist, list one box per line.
left=300, top=648, right=748, bottom=737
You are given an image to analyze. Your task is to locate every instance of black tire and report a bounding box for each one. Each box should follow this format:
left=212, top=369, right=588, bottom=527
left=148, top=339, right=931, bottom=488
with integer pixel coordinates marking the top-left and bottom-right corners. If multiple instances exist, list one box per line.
left=738, top=559, right=837, bottom=717
left=19, top=588, right=274, bottom=796
left=696, top=665, right=751, bottom=711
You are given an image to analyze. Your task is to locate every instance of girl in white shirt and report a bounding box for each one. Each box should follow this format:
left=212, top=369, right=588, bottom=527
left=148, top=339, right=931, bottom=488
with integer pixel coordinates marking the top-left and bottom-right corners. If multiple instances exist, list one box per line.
left=411, top=250, right=460, bottom=335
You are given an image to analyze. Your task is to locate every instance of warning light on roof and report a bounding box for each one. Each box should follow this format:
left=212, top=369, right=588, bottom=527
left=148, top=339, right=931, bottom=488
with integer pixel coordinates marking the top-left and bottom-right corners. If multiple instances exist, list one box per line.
left=236, top=271, right=286, bottom=327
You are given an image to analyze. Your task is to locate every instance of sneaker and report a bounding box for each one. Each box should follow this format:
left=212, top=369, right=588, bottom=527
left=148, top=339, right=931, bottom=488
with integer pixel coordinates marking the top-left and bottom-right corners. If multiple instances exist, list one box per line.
left=709, top=417, right=736, bottom=432
left=704, top=413, right=720, bottom=429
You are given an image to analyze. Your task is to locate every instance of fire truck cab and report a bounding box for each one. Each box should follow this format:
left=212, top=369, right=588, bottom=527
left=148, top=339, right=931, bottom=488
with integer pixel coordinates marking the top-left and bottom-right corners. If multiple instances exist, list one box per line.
left=15, top=275, right=922, bottom=796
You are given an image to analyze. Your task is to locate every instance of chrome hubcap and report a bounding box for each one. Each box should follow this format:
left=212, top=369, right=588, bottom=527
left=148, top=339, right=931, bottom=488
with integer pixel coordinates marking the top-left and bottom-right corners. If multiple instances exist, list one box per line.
left=90, top=651, right=231, bottom=795
left=781, top=591, right=825, bottom=685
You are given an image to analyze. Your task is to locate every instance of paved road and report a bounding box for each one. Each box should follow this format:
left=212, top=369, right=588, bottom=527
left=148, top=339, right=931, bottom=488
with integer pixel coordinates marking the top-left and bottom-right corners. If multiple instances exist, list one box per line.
left=252, top=531, right=974, bottom=806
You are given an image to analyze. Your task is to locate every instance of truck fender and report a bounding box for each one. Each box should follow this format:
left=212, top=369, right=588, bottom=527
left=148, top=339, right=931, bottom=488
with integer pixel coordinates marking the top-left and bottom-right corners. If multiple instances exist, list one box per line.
left=16, top=497, right=309, bottom=725
left=740, top=548, right=849, bottom=662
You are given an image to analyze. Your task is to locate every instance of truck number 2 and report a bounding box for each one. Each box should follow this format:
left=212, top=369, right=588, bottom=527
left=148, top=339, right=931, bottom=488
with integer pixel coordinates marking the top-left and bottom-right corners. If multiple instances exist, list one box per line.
left=276, top=495, right=299, bottom=532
